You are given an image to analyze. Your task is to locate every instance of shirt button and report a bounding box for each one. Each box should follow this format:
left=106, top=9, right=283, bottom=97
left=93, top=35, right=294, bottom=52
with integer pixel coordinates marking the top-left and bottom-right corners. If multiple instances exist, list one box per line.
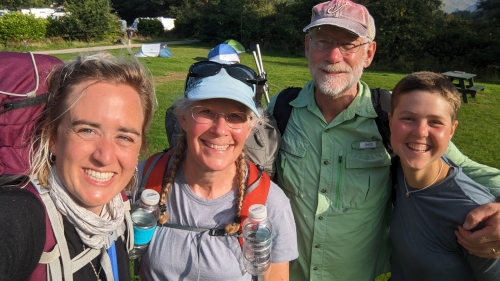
left=313, top=266, right=318, bottom=270
left=318, top=216, right=324, bottom=220
left=314, top=244, right=320, bottom=248
left=323, top=160, right=329, bottom=165
left=320, top=188, right=327, bottom=193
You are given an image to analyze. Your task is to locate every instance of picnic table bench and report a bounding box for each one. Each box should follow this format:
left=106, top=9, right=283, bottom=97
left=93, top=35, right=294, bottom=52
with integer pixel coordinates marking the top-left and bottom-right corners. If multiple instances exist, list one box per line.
left=442, top=71, right=485, bottom=103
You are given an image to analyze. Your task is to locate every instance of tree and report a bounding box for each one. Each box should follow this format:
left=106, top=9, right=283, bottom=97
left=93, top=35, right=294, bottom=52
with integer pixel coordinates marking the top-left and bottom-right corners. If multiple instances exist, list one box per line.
left=61, top=0, right=121, bottom=41
left=111, top=0, right=172, bottom=25
left=359, top=0, right=445, bottom=70
left=0, top=0, right=53, bottom=9
left=0, top=11, right=46, bottom=46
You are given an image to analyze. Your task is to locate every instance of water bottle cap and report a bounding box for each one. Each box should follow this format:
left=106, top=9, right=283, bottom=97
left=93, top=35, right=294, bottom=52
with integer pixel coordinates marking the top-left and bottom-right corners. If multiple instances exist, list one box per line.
left=248, top=204, right=267, bottom=221
left=141, top=189, right=160, bottom=206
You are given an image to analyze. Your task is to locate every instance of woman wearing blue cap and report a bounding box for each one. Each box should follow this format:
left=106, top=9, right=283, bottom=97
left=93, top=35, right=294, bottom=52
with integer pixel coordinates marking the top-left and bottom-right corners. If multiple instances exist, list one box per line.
left=138, top=60, right=298, bottom=281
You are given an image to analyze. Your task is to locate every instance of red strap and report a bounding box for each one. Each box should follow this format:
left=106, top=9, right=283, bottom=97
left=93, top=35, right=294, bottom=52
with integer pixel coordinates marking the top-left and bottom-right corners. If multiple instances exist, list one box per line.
left=238, top=161, right=271, bottom=247
left=142, top=154, right=270, bottom=248
left=143, top=151, right=172, bottom=194
left=25, top=183, right=53, bottom=281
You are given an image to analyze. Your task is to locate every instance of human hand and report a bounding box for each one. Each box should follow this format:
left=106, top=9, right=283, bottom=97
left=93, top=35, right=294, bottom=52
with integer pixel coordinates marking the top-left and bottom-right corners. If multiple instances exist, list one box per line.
left=455, top=202, right=500, bottom=258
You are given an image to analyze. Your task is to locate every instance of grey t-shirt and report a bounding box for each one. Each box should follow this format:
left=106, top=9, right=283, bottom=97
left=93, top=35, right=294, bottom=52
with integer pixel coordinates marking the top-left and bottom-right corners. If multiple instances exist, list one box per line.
left=391, top=157, right=500, bottom=281
left=140, top=168, right=298, bottom=281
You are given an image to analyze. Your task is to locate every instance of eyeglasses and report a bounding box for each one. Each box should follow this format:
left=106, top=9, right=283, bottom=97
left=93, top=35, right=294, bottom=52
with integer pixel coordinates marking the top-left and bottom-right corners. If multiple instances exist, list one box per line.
left=185, top=61, right=258, bottom=91
left=190, top=106, right=251, bottom=129
left=308, top=35, right=370, bottom=55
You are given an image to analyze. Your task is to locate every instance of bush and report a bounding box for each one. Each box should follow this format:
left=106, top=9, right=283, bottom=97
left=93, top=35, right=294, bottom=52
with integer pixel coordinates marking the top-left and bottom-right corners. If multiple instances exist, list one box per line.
left=62, top=0, right=122, bottom=41
left=0, top=11, right=47, bottom=45
left=45, top=17, right=67, bottom=38
left=137, top=18, right=164, bottom=37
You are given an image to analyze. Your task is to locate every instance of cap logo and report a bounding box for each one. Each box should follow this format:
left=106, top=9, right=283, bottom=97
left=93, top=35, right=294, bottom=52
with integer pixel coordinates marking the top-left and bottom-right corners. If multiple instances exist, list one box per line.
left=326, top=1, right=350, bottom=17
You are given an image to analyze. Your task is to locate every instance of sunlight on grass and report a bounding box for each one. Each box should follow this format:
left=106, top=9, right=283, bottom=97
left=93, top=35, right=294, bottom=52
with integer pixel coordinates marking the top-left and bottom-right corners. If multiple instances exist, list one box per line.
left=44, top=43, right=499, bottom=168
left=9, top=39, right=494, bottom=280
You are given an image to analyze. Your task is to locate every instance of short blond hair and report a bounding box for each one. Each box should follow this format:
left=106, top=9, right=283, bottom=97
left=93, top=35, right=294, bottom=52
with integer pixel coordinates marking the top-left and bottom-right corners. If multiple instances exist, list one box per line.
left=391, top=71, right=461, bottom=121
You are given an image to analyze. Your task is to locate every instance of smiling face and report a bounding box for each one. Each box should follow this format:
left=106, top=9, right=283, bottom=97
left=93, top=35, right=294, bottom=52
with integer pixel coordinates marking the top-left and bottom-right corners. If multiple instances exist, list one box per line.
left=50, top=81, right=144, bottom=215
left=179, top=98, right=253, bottom=174
left=389, top=90, right=458, bottom=172
left=305, top=25, right=376, bottom=97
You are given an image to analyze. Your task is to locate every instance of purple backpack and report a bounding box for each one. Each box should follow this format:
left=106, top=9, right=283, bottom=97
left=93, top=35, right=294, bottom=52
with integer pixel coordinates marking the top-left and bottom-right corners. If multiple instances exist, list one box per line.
left=0, top=52, right=62, bottom=177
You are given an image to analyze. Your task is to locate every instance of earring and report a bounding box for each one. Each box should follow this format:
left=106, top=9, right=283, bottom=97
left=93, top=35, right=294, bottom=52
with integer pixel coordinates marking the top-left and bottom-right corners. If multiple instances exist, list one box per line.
left=132, top=166, right=139, bottom=190
left=49, top=152, right=56, bottom=163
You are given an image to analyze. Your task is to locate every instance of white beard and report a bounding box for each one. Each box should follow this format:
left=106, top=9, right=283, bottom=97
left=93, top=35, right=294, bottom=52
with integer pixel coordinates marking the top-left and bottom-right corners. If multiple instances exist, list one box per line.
left=310, top=55, right=366, bottom=97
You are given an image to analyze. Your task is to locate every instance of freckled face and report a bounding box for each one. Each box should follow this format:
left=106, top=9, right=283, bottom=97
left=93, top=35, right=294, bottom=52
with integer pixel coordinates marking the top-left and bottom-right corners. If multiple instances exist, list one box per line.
left=51, top=81, right=144, bottom=215
left=389, top=90, right=458, bottom=171
left=179, top=99, right=253, bottom=174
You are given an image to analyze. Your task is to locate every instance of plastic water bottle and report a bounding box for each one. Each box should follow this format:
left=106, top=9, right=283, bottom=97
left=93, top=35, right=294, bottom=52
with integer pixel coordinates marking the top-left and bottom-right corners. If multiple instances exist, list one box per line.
left=129, top=189, right=160, bottom=259
left=242, top=204, right=272, bottom=276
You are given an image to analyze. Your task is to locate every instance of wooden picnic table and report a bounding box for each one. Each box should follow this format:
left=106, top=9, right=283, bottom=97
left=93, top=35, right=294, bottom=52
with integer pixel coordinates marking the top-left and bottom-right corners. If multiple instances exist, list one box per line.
left=442, top=71, right=485, bottom=103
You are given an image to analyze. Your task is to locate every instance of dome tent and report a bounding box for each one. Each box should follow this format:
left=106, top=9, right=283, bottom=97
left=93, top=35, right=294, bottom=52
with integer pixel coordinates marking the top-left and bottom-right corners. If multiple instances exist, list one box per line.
left=208, top=43, right=240, bottom=63
left=135, top=43, right=172, bottom=57
left=223, top=39, right=245, bottom=53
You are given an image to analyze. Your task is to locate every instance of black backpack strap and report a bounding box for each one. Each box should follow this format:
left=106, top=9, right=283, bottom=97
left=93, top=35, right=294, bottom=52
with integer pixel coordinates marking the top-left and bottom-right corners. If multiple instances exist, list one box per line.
left=370, top=88, right=393, bottom=156
left=0, top=93, right=48, bottom=115
left=272, top=87, right=301, bottom=135
left=390, top=156, right=400, bottom=204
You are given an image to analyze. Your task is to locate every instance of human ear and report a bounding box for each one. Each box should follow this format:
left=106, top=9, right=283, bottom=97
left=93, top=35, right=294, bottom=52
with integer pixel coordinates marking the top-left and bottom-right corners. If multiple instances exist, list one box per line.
left=178, top=113, right=188, bottom=132
left=449, top=120, right=458, bottom=138
left=363, top=41, right=377, bottom=68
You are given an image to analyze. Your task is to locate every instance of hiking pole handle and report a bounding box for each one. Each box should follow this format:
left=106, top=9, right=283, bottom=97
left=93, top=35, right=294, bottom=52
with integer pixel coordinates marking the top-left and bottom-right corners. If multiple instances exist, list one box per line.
left=252, top=51, right=263, bottom=76
left=256, top=44, right=265, bottom=74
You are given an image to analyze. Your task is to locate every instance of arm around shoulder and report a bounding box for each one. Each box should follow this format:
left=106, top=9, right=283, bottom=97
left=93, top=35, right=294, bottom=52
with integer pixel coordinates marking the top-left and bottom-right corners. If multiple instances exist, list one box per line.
left=445, top=141, right=500, bottom=194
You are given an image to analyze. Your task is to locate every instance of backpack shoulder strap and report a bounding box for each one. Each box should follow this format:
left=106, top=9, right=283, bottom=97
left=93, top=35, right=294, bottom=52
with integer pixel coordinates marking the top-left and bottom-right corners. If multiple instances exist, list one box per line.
left=142, top=150, right=172, bottom=194
left=237, top=161, right=271, bottom=247
left=0, top=93, right=48, bottom=115
left=370, top=88, right=393, bottom=156
left=121, top=192, right=134, bottom=252
left=272, top=87, right=301, bottom=135
left=24, top=183, right=57, bottom=281
left=37, top=189, right=73, bottom=280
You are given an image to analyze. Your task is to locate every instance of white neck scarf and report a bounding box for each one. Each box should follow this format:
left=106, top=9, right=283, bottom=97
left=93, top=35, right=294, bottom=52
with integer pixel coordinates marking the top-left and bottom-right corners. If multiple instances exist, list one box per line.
left=48, top=167, right=125, bottom=249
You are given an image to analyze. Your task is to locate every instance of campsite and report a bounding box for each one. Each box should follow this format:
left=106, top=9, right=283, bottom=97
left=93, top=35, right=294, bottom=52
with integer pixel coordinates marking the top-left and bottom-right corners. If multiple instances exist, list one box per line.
left=1, top=1, right=499, bottom=280
left=39, top=42, right=498, bottom=169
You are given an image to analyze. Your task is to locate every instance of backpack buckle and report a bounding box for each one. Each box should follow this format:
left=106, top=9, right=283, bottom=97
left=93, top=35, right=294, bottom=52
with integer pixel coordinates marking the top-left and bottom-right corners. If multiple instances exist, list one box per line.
left=208, top=228, right=227, bottom=236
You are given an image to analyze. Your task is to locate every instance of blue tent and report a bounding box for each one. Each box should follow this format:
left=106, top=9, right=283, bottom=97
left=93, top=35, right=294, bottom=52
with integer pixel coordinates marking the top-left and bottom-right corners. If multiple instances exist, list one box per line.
left=135, top=43, right=172, bottom=57
left=207, top=43, right=240, bottom=63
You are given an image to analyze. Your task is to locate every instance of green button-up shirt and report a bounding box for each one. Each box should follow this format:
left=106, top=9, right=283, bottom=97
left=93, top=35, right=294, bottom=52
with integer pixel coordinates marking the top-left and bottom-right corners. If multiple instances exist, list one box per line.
left=267, top=80, right=500, bottom=281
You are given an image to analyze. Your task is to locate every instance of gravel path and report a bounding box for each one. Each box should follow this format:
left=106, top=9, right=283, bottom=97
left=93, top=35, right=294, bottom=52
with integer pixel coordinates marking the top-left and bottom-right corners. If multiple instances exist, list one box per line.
left=33, top=39, right=199, bottom=55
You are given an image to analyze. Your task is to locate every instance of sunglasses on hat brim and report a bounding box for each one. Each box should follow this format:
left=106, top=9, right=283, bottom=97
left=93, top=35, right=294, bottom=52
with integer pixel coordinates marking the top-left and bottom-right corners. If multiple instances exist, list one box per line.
left=184, top=61, right=259, bottom=92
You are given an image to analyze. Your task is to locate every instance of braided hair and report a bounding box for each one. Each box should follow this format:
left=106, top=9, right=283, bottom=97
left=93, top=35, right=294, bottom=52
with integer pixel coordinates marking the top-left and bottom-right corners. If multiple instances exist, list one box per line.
left=157, top=99, right=251, bottom=230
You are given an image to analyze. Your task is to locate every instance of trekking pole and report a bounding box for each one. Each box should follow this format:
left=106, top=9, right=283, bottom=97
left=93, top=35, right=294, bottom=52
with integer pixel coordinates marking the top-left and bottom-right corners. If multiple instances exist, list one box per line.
left=254, top=44, right=270, bottom=104
left=252, top=51, right=262, bottom=75
left=252, top=50, right=265, bottom=107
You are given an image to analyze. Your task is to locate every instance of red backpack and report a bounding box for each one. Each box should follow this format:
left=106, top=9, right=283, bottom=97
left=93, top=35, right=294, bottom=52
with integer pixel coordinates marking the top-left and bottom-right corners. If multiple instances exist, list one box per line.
left=141, top=150, right=271, bottom=246
left=0, top=51, right=63, bottom=178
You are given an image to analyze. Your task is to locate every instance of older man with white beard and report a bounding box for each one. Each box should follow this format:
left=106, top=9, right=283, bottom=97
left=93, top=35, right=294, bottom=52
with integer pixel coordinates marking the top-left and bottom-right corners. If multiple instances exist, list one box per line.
left=267, top=1, right=500, bottom=281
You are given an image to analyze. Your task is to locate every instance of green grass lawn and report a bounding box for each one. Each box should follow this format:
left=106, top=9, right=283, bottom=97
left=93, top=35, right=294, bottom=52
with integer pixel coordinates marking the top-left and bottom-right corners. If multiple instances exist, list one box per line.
left=7, top=41, right=493, bottom=281
left=50, top=43, right=499, bottom=168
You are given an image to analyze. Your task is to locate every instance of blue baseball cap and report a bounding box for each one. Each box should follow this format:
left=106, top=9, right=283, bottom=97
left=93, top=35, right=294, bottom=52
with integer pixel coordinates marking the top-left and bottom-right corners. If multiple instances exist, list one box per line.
left=185, top=63, right=260, bottom=118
